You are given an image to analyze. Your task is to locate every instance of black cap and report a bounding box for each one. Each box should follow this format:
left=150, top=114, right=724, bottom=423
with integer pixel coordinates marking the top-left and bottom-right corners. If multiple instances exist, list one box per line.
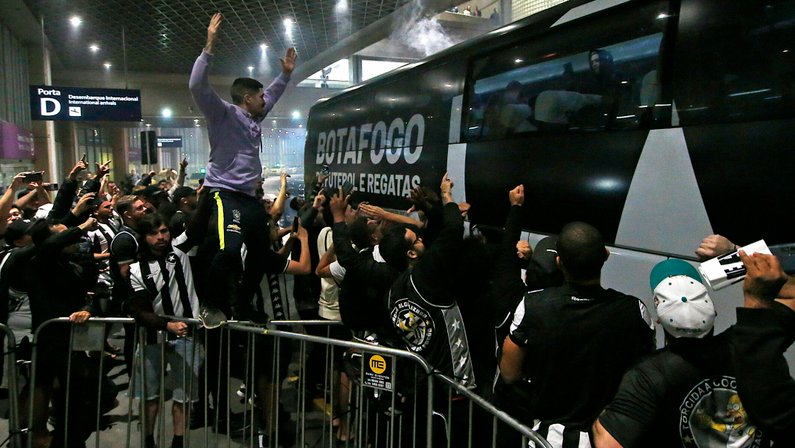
left=4, top=219, right=33, bottom=246
left=140, top=185, right=167, bottom=199
left=525, top=236, right=564, bottom=290
left=172, top=186, right=195, bottom=203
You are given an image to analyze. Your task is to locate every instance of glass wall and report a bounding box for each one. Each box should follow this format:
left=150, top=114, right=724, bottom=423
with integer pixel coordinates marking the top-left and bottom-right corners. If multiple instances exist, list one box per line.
left=77, top=126, right=113, bottom=167
left=361, top=59, right=408, bottom=81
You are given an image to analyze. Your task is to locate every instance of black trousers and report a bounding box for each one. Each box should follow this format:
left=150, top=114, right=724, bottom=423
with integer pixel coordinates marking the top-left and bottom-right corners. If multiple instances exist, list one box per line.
left=207, top=189, right=270, bottom=316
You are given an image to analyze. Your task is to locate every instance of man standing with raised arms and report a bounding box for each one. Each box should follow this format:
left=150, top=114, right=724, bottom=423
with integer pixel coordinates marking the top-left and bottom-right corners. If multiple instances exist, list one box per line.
left=189, top=12, right=298, bottom=320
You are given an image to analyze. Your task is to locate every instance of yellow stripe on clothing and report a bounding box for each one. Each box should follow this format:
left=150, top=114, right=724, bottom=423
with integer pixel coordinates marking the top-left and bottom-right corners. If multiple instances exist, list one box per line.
left=214, top=191, right=225, bottom=249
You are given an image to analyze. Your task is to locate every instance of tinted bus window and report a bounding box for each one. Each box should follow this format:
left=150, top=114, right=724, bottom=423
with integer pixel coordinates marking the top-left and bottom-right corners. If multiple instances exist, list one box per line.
left=674, top=0, right=795, bottom=125
left=465, top=1, right=669, bottom=140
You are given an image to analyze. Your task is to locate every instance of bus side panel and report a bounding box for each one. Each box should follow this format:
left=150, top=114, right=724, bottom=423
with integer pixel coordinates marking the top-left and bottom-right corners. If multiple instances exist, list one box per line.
left=684, top=119, right=795, bottom=246
left=304, top=63, right=465, bottom=210
left=464, top=130, right=649, bottom=243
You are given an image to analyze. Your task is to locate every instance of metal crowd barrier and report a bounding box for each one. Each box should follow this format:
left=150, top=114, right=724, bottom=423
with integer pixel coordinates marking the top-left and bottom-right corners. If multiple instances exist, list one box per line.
left=1, top=323, right=21, bottom=448
left=7, top=316, right=550, bottom=448
left=226, top=319, right=552, bottom=448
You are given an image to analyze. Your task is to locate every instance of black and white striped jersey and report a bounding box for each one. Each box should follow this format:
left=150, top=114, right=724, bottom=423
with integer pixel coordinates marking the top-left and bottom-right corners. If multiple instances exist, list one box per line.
left=129, top=232, right=199, bottom=319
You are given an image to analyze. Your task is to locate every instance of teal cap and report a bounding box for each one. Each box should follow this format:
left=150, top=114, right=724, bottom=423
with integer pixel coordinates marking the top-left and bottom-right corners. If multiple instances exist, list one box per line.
left=650, top=259, right=703, bottom=292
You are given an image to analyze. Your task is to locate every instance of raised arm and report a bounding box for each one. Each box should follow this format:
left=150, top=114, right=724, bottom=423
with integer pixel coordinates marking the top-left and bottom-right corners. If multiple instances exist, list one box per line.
left=0, top=173, right=25, bottom=234
left=733, top=251, right=795, bottom=438
left=358, top=203, right=424, bottom=228
left=189, top=12, right=226, bottom=121
left=269, top=172, right=289, bottom=220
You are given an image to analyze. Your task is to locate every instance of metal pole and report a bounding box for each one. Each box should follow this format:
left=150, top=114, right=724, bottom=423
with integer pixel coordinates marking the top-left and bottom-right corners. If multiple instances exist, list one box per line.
left=122, top=25, right=129, bottom=89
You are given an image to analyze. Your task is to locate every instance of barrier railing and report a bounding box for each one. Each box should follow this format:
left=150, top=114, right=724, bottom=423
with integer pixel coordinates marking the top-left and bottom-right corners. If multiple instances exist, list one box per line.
left=7, top=316, right=549, bottom=448
left=226, top=320, right=552, bottom=448
left=1, top=323, right=21, bottom=448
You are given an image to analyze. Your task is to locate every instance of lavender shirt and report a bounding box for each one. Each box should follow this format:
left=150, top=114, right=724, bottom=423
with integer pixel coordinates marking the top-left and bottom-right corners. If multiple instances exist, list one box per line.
left=189, top=51, right=289, bottom=196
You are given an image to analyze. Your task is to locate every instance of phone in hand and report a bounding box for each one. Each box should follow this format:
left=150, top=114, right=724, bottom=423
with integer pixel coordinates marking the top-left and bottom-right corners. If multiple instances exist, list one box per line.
left=341, top=180, right=354, bottom=197
left=45, top=183, right=59, bottom=191
left=292, top=216, right=300, bottom=233
left=321, top=164, right=330, bottom=175
left=80, top=153, right=88, bottom=164
left=22, top=171, right=44, bottom=184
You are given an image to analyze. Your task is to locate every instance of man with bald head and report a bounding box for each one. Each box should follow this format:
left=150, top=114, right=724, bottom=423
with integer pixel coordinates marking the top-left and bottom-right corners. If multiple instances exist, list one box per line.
left=499, top=221, right=654, bottom=447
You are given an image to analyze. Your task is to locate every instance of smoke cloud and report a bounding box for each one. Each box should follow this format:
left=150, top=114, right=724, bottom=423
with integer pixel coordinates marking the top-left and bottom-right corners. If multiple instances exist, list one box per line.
left=393, top=0, right=458, bottom=57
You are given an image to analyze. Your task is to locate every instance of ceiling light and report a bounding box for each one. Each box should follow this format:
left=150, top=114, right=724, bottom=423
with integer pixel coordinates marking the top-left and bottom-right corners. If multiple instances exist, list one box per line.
left=514, top=58, right=523, bottom=64
left=247, top=65, right=254, bottom=73
left=89, top=44, right=99, bottom=53
left=291, top=110, right=300, bottom=119
left=70, top=16, right=82, bottom=28
left=283, top=18, right=293, bottom=28
left=260, top=44, right=268, bottom=51
left=145, top=123, right=151, bottom=127
left=162, top=107, right=172, bottom=118
left=103, top=62, right=112, bottom=69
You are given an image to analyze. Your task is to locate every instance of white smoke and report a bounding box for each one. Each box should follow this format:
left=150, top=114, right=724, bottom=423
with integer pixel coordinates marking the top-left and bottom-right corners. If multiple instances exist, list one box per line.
left=394, top=0, right=458, bottom=57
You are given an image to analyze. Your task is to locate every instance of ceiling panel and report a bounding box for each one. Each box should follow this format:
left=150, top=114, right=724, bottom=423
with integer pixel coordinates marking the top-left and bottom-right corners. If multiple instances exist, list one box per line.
left=23, top=0, right=413, bottom=77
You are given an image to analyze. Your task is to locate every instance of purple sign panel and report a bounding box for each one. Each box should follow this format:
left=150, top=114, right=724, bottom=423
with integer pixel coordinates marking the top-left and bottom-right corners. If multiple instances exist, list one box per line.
left=0, top=120, right=34, bottom=160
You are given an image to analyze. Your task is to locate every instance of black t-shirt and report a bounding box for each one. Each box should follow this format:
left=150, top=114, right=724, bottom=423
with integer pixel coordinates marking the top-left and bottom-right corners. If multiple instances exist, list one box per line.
left=599, top=332, right=770, bottom=448
left=509, top=283, right=654, bottom=430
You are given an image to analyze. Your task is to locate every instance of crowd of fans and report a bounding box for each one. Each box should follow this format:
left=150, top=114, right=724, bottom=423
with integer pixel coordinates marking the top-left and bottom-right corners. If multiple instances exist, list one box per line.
left=1, top=9, right=793, bottom=448
left=1, top=156, right=795, bottom=448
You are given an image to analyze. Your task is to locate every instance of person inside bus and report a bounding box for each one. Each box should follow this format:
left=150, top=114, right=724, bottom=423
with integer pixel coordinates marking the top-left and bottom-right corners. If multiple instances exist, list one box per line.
left=576, top=48, right=625, bottom=129
left=499, top=221, right=654, bottom=445
left=188, top=12, right=298, bottom=324
left=484, top=80, right=534, bottom=137
left=593, top=253, right=793, bottom=447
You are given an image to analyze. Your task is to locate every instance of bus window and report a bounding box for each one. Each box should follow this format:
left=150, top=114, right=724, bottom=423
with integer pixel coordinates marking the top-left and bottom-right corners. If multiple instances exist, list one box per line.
left=465, top=1, right=670, bottom=140
left=674, top=0, right=795, bottom=125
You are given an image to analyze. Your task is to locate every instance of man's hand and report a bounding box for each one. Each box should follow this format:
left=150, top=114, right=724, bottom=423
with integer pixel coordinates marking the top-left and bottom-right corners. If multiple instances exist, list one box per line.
left=313, top=191, right=326, bottom=210
left=509, top=184, right=524, bottom=206
left=69, top=310, right=91, bottom=324
left=166, top=321, right=189, bottom=337
left=329, top=188, right=350, bottom=221
left=740, top=250, right=788, bottom=308
left=358, top=203, right=386, bottom=220
left=316, top=173, right=329, bottom=185
left=296, top=223, right=309, bottom=241
left=440, top=173, right=454, bottom=204
left=95, top=159, right=111, bottom=178
left=205, top=12, right=222, bottom=54
left=179, top=157, right=189, bottom=172
left=69, top=159, right=88, bottom=181
left=517, top=240, right=532, bottom=260
left=73, top=192, right=97, bottom=216
left=458, top=202, right=471, bottom=218
left=695, top=234, right=736, bottom=260
left=281, top=47, right=298, bottom=75
left=409, top=186, right=440, bottom=213
left=10, top=172, right=26, bottom=191
left=280, top=172, right=290, bottom=190
left=79, top=216, right=98, bottom=232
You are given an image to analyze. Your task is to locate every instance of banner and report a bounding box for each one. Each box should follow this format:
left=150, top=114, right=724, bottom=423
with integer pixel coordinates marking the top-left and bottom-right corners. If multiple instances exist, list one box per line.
left=30, top=85, right=141, bottom=121
left=0, top=120, right=34, bottom=159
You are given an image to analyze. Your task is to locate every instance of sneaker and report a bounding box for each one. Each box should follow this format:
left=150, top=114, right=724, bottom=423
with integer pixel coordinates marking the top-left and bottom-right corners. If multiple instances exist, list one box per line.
left=236, top=383, right=247, bottom=398
left=198, top=305, right=227, bottom=329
